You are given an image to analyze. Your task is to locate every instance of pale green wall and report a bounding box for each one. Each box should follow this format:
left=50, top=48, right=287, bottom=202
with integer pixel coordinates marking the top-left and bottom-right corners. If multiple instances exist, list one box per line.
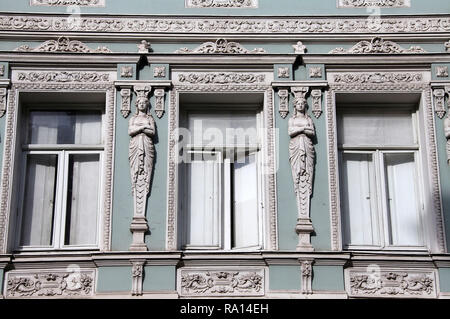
left=1, top=0, right=449, bottom=15
left=269, top=265, right=301, bottom=291
left=143, top=266, right=176, bottom=291
left=312, top=266, right=345, bottom=292
left=439, top=268, right=450, bottom=292
left=96, top=267, right=132, bottom=292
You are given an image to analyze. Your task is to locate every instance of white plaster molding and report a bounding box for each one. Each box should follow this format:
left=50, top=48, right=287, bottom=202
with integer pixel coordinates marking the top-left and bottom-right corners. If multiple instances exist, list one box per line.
left=138, top=40, right=152, bottom=54
left=329, top=37, right=426, bottom=54
left=166, top=74, right=277, bottom=251
left=277, top=89, right=289, bottom=119
left=309, top=67, right=323, bottom=79
left=154, top=88, right=165, bottom=119
left=325, top=71, right=446, bottom=253
left=0, top=65, right=5, bottom=77
left=131, top=260, right=145, bottom=296
left=5, top=269, right=96, bottom=298
left=175, top=38, right=266, bottom=54
left=178, top=268, right=265, bottom=296
left=299, top=259, right=314, bottom=295
left=185, top=0, right=258, bottom=8
left=311, top=89, right=323, bottom=119
left=337, top=0, right=410, bottom=8
left=278, top=67, right=290, bottom=79
left=0, top=70, right=116, bottom=253
left=293, top=41, right=307, bottom=54
left=30, top=0, right=105, bottom=6
left=1, top=15, right=450, bottom=34
left=129, top=85, right=154, bottom=251
left=433, top=88, right=446, bottom=119
left=120, top=88, right=132, bottom=118
left=153, top=66, right=166, bottom=78
left=436, top=66, right=449, bottom=78
left=14, top=37, right=112, bottom=53
left=445, top=40, right=450, bottom=53
left=0, top=87, right=7, bottom=118
left=120, top=66, right=133, bottom=78
left=345, top=267, right=437, bottom=298
left=289, top=87, right=315, bottom=252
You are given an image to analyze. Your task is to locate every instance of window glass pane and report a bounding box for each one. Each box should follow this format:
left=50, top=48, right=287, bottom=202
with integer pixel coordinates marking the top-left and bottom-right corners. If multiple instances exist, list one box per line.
left=28, top=111, right=102, bottom=144
left=184, top=151, right=221, bottom=248
left=384, top=153, right=422, bottom=246
left=340, top=153, right=380, bottom=246
left=187, top=112, right=258, bottom=146
left=20, top=154, right=58, bottom=246
left=337, top=111, right=414, bottom=146
left=232, top=153, right=259, bottom=249
left=64, top=154, right=100, bottom=246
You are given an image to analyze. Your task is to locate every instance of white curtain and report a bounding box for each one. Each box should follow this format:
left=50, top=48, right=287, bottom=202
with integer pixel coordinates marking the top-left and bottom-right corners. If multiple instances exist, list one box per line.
left=74, top=112, right=102, bottom=144
left=384, top=153, right=422, bottom=246
left=337, top=111, right=414, bottom=146
left=185, top=152, right=221, bottom=248
left=340, top=153, right=379, bottom=246
left=65, top=154, right=100, bottom=246
left=232, top=153, right=259, bottom=249
left=21, top=155, right=57, bottom=246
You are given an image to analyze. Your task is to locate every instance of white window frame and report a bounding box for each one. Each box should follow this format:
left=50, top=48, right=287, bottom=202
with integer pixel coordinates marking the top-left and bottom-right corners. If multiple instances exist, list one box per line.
left=179, top=109, right=266, bottom=252
left=14, top=107, right=105, bottom=251
left=338, top=107, right=428, bottom=251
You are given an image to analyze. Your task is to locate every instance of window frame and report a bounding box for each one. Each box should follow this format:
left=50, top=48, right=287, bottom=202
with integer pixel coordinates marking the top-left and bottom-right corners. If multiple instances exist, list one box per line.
left=337, top=106, right=428, bottom=252
left=14, top=105, right=105, bottom=251
left=178, top=107, right=266, bottom=252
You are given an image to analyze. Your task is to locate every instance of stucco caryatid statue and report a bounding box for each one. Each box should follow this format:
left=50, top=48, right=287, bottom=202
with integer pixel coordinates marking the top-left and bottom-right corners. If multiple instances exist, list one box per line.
left=288, top=87, right=315, bottom=251
left=445, top=113, right=450, bottom=165
left=128, top=84, right=155, bottom=251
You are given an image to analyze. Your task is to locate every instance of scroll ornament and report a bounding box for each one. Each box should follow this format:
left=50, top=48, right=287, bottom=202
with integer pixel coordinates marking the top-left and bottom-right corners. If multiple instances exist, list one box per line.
left=329, top=37, right=426, bottom=54
left=14, top=36, right=112, bottom=53
left=175, top=38, right=266, bottom=54
left=288, top=88, right=315, bottom=251
left=128, top=85, right=155, bottom=251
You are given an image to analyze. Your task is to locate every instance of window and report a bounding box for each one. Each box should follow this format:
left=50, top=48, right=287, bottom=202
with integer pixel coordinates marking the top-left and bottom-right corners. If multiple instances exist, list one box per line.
left=16, top=108, right=104, bottom=250
left=337, top=105, right=425, bottom=250
left=178, top=106, right=265, bottom=251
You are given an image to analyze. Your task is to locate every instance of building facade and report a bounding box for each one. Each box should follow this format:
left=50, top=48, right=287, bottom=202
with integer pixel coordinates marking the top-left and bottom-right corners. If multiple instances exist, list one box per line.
left=0, top=0, right=450, bottom=299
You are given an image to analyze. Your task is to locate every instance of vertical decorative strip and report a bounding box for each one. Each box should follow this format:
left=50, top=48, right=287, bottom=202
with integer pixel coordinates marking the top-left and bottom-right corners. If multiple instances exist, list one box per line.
left=277, top=89, right=289, bottom=119
left=167, top=89, right=178, bottom=250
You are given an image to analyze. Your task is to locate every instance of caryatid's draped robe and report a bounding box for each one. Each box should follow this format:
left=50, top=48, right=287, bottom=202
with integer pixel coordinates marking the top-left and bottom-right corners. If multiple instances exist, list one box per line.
left=288, top=104, right=316, bottom=220
left=128, top=107, right=156, bottom=217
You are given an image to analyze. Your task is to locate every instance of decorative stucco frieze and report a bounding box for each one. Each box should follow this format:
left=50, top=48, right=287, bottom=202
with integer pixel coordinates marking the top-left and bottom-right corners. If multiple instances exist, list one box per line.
left=345, top=268, right=437, bottom=298
left=186, top=0, right=258, bottom=8
left=337, top=0, right=410, bottom=8
left=138, top=40, right=152, bottom=53
left=444, top=114, right=450, bottom=165
left=179, top=269, right=264, bottom=296
left=278, top=67, right=290, bottom=79
left=329, top=37, right=426, bottom=54
left=1, top=15, right=450, bottom=34
left=175, top=38, right=265, bottom=54
left=5, top=269, right=95, bottom=298
left=176, top=72, right=266, bottom=85
left=433, top=88, right=446, bottom=119
left=0, top=65, right=5, bottom=77
left=131, top=260, right=145, bottom=296
left=14, top=36, right=111, bottom=53
left=154, top=88, right=165, bottom=118
left=15, top=71, right=111, bottom=83
left=30, top=0, right=105, bottom=6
